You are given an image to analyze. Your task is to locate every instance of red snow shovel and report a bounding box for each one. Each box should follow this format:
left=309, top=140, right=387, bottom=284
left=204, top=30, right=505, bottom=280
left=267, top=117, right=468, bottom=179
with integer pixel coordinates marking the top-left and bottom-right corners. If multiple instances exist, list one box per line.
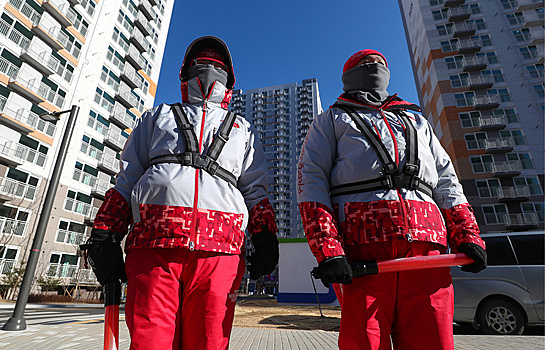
left=350, top=253, right=474, bottom=277
left=103, top=281, right=121, bottom=350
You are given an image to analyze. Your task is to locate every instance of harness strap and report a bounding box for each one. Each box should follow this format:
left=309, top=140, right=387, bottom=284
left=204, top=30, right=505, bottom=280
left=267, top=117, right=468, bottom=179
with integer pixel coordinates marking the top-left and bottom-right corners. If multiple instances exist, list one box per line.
left=330, top=175, right=433, bottom=198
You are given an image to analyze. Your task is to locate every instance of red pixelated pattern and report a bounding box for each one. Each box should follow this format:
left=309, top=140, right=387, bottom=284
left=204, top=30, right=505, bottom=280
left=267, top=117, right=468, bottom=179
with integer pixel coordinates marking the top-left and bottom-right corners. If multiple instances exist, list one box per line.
left=247, top=198, right=277, bottom=236
left=441, top=203, right=485, bottom=250
left=340, top=200, right=448, bottom=246
left=126, top=204, right=245, bottom=254
left=299, top=202, right=345, bottom=263
left=94, top=188, right=132, bottom=233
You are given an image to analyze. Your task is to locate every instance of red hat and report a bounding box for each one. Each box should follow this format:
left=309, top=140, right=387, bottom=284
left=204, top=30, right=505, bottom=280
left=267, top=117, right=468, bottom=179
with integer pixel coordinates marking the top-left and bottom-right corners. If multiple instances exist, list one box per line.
left=343, top=49, right=388, bottom=73
left=192, top=48, right=226, bottom=68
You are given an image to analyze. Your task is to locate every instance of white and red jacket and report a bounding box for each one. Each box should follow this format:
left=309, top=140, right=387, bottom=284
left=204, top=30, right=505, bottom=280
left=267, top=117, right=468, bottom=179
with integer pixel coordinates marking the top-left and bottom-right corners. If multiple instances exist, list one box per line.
left=297, top=94, right=484, bottom=263
left=94, top=77, right=276, bottom=254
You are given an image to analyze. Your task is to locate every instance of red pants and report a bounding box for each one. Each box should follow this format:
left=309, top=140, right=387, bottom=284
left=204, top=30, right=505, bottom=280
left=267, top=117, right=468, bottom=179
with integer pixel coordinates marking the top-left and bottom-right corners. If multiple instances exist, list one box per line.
left=337, top=240, right=454, bottom=350
left=125, top=248, right=245, bottom=350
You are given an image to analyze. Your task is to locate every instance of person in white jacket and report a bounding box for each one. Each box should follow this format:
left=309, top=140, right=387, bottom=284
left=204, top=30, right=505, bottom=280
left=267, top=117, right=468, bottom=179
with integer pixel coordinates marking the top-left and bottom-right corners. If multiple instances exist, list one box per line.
left=84, top=36, right=279, bottom=350
left=297, top=49, right=487, bottom=350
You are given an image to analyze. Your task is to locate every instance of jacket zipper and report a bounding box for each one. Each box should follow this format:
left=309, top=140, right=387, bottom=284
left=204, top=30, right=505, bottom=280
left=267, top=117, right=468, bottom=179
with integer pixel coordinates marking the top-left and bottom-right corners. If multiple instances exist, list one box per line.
left=188, top=81, right=217, bottom=251
left=381, top=110, right=412, bottom=242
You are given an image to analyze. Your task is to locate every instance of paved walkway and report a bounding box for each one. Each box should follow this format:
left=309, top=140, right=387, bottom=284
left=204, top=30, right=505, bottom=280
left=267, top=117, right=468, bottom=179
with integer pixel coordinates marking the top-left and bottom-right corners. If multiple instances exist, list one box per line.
left=0, top=303, right=543, bottom=349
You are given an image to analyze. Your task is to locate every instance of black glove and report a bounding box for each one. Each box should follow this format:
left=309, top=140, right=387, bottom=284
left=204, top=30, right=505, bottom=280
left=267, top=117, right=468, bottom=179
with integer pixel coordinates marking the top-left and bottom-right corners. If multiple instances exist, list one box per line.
left=458, top=243, right=487, bottom=273
left=247, top=227, right=279, bottom=280
left=311, top=256, right=353, bottom=288
left=80, top=228, right=127, bottom=285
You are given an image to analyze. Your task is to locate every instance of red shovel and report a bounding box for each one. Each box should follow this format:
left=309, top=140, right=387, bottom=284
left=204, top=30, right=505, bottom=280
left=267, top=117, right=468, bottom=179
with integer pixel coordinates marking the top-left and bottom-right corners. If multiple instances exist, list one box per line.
left=103, top=281, right=121, bottom=350
left=350, top=253, right=474, bottom=277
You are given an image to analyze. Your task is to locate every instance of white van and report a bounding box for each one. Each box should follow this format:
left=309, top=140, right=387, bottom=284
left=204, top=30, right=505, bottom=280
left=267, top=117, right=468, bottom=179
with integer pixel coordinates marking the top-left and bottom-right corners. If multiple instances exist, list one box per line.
left=451, top=230, right=544, bottom=335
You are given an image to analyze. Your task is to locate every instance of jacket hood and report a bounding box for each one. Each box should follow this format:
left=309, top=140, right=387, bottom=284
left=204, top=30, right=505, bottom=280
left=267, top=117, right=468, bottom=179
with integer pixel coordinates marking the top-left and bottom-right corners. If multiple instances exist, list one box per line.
left=179, top=36, right=235, bottom=89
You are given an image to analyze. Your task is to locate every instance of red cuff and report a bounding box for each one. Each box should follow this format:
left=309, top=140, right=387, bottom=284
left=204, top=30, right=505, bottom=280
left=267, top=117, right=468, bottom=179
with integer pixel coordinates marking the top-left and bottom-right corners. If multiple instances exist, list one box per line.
left=247, top=198, right=277, bottom=236
left=441, top=203, right=485, bottom=250
left=93, top=188, right=132, bottom=233
left=299, top=202, right=345, bottom=263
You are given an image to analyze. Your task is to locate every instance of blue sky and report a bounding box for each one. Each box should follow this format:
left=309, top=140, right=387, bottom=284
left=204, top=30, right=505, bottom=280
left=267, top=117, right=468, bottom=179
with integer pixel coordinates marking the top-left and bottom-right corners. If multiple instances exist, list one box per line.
left=155, top=1, right=420, bottom=110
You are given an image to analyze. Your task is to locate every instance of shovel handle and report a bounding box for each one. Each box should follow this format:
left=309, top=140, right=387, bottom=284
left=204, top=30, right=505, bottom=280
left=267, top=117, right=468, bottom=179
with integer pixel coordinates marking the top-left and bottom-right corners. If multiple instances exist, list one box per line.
left=104, top=281, right=121, bottom=350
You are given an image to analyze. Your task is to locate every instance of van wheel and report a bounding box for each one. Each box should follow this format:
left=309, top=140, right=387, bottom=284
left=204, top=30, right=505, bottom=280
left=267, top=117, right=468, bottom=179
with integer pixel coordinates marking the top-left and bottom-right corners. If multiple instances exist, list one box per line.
left=478, top=299, right=525, bottom=335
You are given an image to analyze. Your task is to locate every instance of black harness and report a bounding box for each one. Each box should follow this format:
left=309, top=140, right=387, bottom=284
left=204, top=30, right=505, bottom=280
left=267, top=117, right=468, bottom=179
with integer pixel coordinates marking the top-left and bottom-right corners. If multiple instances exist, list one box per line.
left=149, top=103, right=238, bottom=186
left=329, top=106, right=433, bottom=198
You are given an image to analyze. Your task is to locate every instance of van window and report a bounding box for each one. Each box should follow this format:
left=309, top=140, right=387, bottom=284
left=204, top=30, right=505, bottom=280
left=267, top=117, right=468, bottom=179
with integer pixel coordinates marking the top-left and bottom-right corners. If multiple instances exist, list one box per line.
left=484, top=236, right=517, bottom=266
left=510, top=234, right=545, bottom=265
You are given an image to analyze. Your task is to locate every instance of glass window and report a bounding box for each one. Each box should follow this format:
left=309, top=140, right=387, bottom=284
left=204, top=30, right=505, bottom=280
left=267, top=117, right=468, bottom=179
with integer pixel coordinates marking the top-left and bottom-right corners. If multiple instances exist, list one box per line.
left=534, top=83, right=545, bottom=98
left=520, top=45, right=539, bottom=60
left=507, top=152, right=533, bottom=169
left=459, top=111, right=481, bottom=128
left=482, top=204, right=508, bottom=224
left=476, top=178, right=500, bottom=198
left=510, top=234, right=545, bottom=265
left=450, top=73, right=470, bottom=88
left=493, top=108, right=518, bottom=123
left=526, top=63, right=544, bottom=78
left=488, top=88, right=511, bottom=102
left=464, top=132, right=487, bottom=149
left=500, top=130, right=525, bottom=145
left=514, top=177, right=543, bottom=195
left=470, top=155, right=493, bottom=173
left=484, top=236, right=517, bottom=266
left=446, top=55, right=464, bottom=69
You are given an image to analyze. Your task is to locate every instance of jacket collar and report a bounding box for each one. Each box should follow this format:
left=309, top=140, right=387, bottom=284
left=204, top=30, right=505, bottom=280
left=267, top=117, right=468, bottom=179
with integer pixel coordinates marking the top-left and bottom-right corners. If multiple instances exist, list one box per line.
left=334, top=93, right=421, bottom=112
left=180, top=77, right=233, bottom=109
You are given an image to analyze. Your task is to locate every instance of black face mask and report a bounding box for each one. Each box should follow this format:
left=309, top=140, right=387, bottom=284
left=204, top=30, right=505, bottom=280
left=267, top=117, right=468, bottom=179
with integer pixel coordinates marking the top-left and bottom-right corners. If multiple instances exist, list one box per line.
left=342, top=63, right=390, bottom=105
left=186, top=64, right=228, bottom=97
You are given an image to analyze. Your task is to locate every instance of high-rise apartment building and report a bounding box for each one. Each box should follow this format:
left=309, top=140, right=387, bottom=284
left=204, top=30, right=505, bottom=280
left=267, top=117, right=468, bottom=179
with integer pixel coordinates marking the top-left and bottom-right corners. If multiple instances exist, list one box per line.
left=398, top=0, right=544, bottom=234
left=0, top=0, right=173, bottom=293
left=229, top=79, right=323, bottom=239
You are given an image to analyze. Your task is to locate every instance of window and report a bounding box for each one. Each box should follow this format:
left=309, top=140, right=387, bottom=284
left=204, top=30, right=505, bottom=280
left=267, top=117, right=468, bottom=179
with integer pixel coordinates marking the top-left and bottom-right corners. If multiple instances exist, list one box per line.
left=514, top=177, right=543, bottom=195
left=510, top=234, right=545, bottom=265
left=106, top=46, right=125, bottom=71
left=80, top=134, right=104, bottom=160
left=56, top=220, right=86, bottom=245
left=482, top=69, right=505, bottom=83
left=117, top=9, right=134, bottom=33
left=450, top=73, right=470, bottom=88
left=437, top=23, right=454, bottom=36
left=521, top=202, right=545, bottom=222
left=0, top=245, right=18, bottom=274
left=94, top=87, right=115, bottom=112
left=482, top=204, right=508, bottom=224
left=4, top=168, right=38, bottom=201
left=441, top=39, right=458, bottom=52
left=446, top=55, right=464, bottom=69
left=73, top=161, right=98, bottom=187
left=526, top=63, right=544, bottom=78
left=506, top=12, right=524, bottom=26
left=455, top=91, right=475, bottom=107
left=48, top=252, right=79, bottom=278
left=467, top=18, right=486, bottom=31
left=65, top=190, right=92, bottom=216
left=0, top=205, right=29, bottom=237
left=476, top=178, right=500, bottom=198
left=499, top=130, right=525, bottom=145
left=484, top=236, right=517, bottom=266
left=112, top=27, right=130, bottom=52
left=520, top=45, right=540, bottom=60
left=432, top=9, right=449, bottom=21
left=513, top=28, right=531, bottom=42
left=87, top=109, right=110, bottom=136
left=470, top=155, right=493, bottom=173
left=500, top=0, right=517, bottom=10
left=430, top=0, right=444, bottom=6
left=464, top=132, right=487, bottom=149
left=476, top=51, right=499, bottom=64
left=474, top=34, right=492, bottom=47
left=80, top=0, right=96, bottom=17
left=459, top=111, right=481, bottom=128
left=493, top=108, right=518, bottom=123
left=488, top=88, right=511, bottom=102
left=534, top=83, right=545, bottom=99
left=465, top=3, right=482, bottom=15
left=507, top=152, right=533, bottom=169
left=100, top=66, right=120, bottom=91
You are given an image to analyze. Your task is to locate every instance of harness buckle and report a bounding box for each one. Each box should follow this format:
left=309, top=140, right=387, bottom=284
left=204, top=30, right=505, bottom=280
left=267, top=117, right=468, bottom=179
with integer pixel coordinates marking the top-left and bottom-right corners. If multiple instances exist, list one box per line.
left=405, top=163, right=419, bottom=175
left=382, top=162, right=398, bottom=174
left=193, top=155, right=211, bottom=170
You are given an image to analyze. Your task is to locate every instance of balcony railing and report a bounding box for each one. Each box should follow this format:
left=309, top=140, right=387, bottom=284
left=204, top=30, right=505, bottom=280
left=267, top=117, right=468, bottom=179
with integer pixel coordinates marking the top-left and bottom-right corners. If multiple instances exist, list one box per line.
left=478, top=115, right=507, bottom=130
left=0, top=56, right=20, bottom=80
left=84, top=206, right=99, bottom=223
left=462, top=56, right=488, bottom=71
left=0, top=141, right=47, bottom=167
left=0, top=18, right=31, bottom=50
left=485, top=136, right=515, bottom=153
left=457, top=38, right=482, bottom=53
left=91, top=178, right=113, bottom=198
left=497, top=186, right=531, bottom=201
left=453, top=22, right=476, bottom=37
left=0, top=176, right=37, bottom=201
left=517, top=0, right=544, bottom=11
left=0, top=258, right=16, bottom=275
left=57, top=30, right=81, bottom=59
left=0, top=217, right=28, bottom=236
left=72, top=168, right=98, bottom=188
left=8, top=0, right=42, bottom=24
left=138, top=0, right=154, bottom=21
left=104, top=130, right=127, bottom=151
left=491, top=160, right=522, bottom=177
left=56, top=228, right=86, bottom=245
left=472, top=95, right=501, bottom=109
left=47, top=263, right=78, bottom=278
left=110, top=102, right=136, bottom=129
left=72, top=268, right=98, bottom=284
left=37, top=82, right=65, bottom=109
left=21, top=45, right=62, bottom=76
left=503, top=213, right=539, bottom=229
left=98, top=152, right=120, bottom=174
left=64, top=197, right=92, bottom=216
left=468, top=75, right=494, bottom=89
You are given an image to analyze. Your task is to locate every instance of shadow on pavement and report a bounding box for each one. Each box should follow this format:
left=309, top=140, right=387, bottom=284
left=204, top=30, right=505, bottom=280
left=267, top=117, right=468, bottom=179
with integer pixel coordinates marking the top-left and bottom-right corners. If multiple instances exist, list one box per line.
left=259, top=315, right=340, bottom=332
left=454, top=323, right=545, bottom=336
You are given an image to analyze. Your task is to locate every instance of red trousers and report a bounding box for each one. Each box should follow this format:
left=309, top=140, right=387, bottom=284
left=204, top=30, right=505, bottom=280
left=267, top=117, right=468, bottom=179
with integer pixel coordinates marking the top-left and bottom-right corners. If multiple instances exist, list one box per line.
left=124, top=248, right=245, bottom=350
left=337, top=240, right=454, bottom=350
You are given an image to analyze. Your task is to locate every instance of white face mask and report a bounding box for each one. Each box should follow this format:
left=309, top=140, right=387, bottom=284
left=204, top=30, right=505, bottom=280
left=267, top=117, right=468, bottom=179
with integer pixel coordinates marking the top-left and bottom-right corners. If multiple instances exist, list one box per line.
left=342, top=63, right=390, bottom=104
left=186, top=64, right=228, bottom=96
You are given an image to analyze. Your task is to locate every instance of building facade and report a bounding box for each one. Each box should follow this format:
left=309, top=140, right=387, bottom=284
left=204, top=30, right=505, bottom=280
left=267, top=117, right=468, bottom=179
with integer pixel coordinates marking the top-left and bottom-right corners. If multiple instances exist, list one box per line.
left=0, top=0, right=173, bottom=294
left=230, top=78, right=323, bottom=240
left=398, top=0, right=544, bottom=234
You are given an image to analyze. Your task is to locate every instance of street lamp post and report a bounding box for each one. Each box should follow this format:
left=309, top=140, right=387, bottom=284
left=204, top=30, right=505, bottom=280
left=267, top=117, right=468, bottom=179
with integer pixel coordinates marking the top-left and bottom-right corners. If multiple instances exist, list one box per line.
left=2, top=105, right=80, bottom=331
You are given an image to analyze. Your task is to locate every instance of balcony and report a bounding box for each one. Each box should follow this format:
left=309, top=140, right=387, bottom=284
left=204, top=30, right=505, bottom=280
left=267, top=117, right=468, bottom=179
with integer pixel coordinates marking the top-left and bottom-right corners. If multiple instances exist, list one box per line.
left=97, top=152, right=120, bottom=175
left=125, top=44, right=145, bottom=71
left=0, top=217, right=28, bottom=237
left=462, top=56, right=488, bottom=72
left=73, top=268, right=98, bottom=285
left=134, top=12, right=152, bottom=37
left=473, top=95, right=501, bottom=109
left=110, top=102, right=136, bottom=129
left=104, top=130, right=127, bottom=152
left=55, top=228, right=86, bottom=245
left=130, top=27, right=148, bottom=53
left=491, top=160, right=522, bottom=177
left=448, top=6, right=471, bottom=21
left=72, top=168, right=98, bottom=188
left=0, top=18, right=31, bottom=51
left=31, top=18, right=63, bottom=50
left=91, top=178, right=113, bottom=199
left=42, top=0, right=78, bottom=28
left=453, top=22, right=476, bottom=37
left=517, top=0, right=544, bottom=11
left=0, top=176, right=37, bottom=202
left=115, top=82, right=137, bottom=109
left=484, top=137, right=515, bottom=153
left=7, top=0, right=42, bottom=24
left=84, top=206, right=99, bottom=225
left=531, top=31, right=545, bottom=45
left=0, top=258, right=16, bottom=274
left=120, top=64, right=139, bottom=89
left=444, top=0, right=465, bottom=7
left=503, top=213, right=539, bottom=230
left=20, top=44, right=60, bottom=76
left=524, top=11, right=545, bottom=27
left=0, top=56, right=20, bottom=80
left=497, top=186, right=531, bottom=202
left=0, top=141, right=46, bottom=167
left=64, top=197, right=92, bottom=216
left=47, top=263, right=78, bottom=278
left=138, top=0, right=154, bottom=21
left=457, top=38, right=482, bottom=54
left=478, top=115, right=507, bottom=130
left=468, top=75, right=494, bottom=90
left=148, top=0, right=158, bottom=5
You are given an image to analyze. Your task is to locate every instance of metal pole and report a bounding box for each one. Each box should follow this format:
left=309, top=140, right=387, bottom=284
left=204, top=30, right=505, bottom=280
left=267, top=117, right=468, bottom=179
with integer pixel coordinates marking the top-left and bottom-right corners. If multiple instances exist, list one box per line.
left=2, top=105, right=80, bottom=331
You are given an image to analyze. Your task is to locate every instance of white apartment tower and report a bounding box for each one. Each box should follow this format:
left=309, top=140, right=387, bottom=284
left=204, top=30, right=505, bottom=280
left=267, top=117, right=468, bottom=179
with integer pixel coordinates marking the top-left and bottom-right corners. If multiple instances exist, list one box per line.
left=398, top=0, right=544, bottom=234
left=0, top=0, right=173, bottom=293
left=230, top=79, right=323, bottom=239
